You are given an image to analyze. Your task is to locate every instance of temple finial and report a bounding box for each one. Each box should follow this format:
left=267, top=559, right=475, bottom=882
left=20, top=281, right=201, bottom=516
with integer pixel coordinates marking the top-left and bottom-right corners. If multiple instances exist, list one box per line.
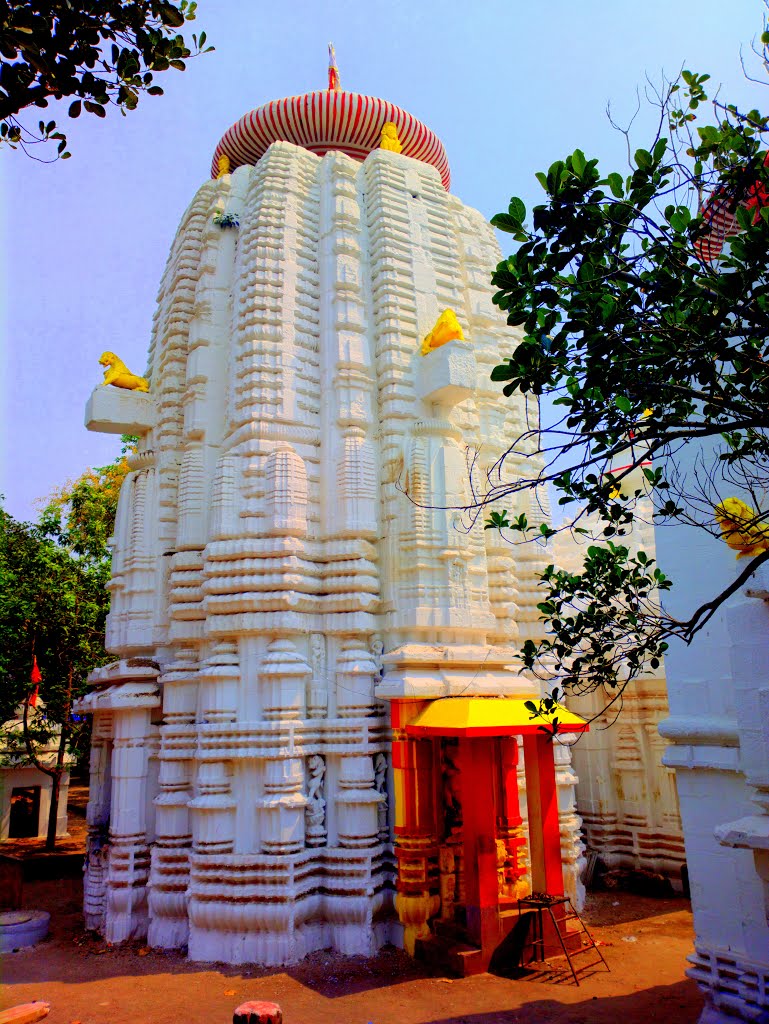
left=328, top=42, right=341, bottom=91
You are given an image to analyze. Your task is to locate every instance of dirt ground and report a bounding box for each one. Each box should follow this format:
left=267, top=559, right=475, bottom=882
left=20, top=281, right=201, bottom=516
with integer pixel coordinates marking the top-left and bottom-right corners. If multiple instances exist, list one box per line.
left=2, top=785, right=703, bottom=1023
left=1, top=874, right=702, bottom=1024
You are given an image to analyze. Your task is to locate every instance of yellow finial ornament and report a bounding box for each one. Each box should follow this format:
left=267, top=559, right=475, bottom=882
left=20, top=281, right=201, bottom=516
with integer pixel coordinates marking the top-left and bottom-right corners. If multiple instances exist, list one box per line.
left=420, top=309, right=465, bottom=356
left=99, top=352, right=149, bottom=392
left=380, top=122, right=402, bottom=154
left=714, top=497, right=769, bottom=559
left=216, top=153, right=231, bottom=178
left=328, top=42, right=341, bottom=91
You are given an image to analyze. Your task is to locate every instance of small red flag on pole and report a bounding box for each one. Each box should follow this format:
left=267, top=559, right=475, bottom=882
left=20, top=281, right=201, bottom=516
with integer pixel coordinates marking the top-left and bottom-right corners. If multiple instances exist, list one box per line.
left=30, top=656, right=42, bottom=707
left=328, top=43, right=341, bottom=91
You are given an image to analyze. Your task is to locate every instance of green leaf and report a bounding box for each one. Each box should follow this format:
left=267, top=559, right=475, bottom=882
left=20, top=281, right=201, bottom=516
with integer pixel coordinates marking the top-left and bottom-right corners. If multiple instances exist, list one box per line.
left=572, top=149, right=586, bottom=176
left=490, top=363, right=515, bottom=382
left=491, top=213, right=523, bottom=234
left=68, top=101, right=81, bottom=118
left=607, top=172, right=623, bottom=198
left=615, top=395, right=632, bottom=413
left=158, top=2, right=186, bottom=27
left=508, top=197, right=526, bottom=222
left=669, top=209, right=690, bottom=233
left=634, top=148, right=652, bottom=170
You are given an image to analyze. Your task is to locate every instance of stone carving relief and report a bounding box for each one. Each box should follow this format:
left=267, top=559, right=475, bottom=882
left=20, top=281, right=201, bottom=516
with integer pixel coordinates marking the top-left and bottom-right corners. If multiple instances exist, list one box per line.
left=374, top=752, right=388, bottom=838
left=308, top=633, right=328, bottom=718
left=441, top=741, right=462, bottom=836
left=305, top=754, right=327, bottom=847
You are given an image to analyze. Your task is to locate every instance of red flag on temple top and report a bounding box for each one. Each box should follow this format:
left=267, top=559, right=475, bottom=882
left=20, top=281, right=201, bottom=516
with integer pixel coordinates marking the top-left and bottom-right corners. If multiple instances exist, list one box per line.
left=29, top=656, right=41, bottom=707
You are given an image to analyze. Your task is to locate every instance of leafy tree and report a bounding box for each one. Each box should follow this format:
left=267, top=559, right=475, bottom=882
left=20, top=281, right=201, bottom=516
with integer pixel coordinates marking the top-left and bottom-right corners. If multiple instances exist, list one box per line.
left=0, top=1, right=212, bottom=159
left=0, top=438, right=133, bottom=847
left=484, top=43, right=769, bottom=727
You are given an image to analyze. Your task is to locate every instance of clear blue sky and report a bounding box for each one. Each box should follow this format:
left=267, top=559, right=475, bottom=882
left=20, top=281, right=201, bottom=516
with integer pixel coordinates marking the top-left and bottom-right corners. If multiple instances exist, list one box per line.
left=2, top=0, right=767, bottom=520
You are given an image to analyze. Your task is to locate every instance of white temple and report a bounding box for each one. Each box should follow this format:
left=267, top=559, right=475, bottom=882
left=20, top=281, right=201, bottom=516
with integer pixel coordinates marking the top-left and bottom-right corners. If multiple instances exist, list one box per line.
left=76, top=73, right=588, bottom=970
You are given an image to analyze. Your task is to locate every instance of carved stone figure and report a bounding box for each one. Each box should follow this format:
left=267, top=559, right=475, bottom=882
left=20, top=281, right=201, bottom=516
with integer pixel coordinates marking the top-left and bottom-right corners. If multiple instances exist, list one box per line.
left=374, top=752, right=388, bottom=836
left=308, top=634, right=327, bottom=718
left=305, top=754, right=327, bottom=846
left=441, top=743, right=462, bottom=834
left=371, top=637, right=384, bottom=676
left=99, top=352, right=149, bottom=392
left=420, top=309, right=464, bottom=356
left=379, top=121, right=402, bottom=153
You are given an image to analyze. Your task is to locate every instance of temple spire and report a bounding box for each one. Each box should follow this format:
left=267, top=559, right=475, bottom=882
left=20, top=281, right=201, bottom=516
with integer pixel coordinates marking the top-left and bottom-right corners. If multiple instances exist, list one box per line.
left=328, top=42, right=341, bottom=91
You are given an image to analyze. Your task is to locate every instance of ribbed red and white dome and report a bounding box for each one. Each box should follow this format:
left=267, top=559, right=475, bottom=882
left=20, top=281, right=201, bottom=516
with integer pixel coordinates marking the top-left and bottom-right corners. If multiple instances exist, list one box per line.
left=211, top=90, right=450, bottom=191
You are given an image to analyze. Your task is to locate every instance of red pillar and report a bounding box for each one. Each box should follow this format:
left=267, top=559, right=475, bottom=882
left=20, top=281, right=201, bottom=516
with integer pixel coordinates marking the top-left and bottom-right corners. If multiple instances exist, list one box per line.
left=498, top=737, right=526, bottom=893
left=522, top=733, right=564, bottom=896
left=459, top=737, right=499, bottom=952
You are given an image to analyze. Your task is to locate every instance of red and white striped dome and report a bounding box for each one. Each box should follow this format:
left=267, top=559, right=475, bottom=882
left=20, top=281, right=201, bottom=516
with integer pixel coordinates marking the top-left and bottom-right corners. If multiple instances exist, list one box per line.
left=211, top=90, right=450, bottom=191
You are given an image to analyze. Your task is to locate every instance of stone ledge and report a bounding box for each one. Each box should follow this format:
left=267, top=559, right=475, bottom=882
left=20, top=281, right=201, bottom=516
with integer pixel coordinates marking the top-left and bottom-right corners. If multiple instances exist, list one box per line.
left=74, top=682, right=160, bottom=714
left=658, top=714, right=739, bottom=747
left=714, top=814, right=769, bottom=850
left=662, top=744, right=742, bottom=773
left=84, top=386, right=155, bottom=436
left=416, top=339, right=477, bottom=408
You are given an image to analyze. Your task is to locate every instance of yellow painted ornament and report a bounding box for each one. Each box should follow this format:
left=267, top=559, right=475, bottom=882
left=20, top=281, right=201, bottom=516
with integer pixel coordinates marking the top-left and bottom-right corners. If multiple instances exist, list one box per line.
left=99, top=352, right=149, bottom=392
left=379, top=121, right=402, bottom=153
left=216, top=153, right=231, bottom=178
left=714, top=497, right=769, bottom=559
left=420, top=309, right=464, bottom=356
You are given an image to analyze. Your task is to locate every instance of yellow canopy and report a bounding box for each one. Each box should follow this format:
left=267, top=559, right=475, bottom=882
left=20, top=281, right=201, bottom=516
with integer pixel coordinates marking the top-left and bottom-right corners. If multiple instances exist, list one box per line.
left=405, top=696, right=589, bottom=738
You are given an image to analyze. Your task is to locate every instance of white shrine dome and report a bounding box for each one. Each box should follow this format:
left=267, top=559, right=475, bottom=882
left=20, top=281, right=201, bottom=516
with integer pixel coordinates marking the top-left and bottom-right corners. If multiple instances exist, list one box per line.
left=210, top=89, right=451, bottom=191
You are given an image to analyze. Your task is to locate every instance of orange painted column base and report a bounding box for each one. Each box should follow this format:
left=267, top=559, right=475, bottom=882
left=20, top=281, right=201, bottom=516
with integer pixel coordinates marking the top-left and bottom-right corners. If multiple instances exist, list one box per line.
left=391, top=700, right=439, bottom=956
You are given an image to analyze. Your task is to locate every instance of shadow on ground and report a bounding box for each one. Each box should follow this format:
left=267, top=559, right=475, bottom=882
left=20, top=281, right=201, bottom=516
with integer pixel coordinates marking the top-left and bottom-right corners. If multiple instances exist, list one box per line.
left=424, top=979, right=699, bottom=1022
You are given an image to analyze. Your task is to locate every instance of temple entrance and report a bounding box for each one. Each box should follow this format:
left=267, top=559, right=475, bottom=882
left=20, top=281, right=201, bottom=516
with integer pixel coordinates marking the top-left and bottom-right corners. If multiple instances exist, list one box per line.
left=9, top=786, right=41, bottom=839
left=390, top=696, right=589, bottom=975
left=436, top=737, right=529, bottom=936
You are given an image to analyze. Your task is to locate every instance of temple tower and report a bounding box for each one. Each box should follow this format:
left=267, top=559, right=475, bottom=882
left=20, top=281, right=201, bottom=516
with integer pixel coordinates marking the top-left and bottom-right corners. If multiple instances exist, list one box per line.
left=78, top=67, right=586, bottom=967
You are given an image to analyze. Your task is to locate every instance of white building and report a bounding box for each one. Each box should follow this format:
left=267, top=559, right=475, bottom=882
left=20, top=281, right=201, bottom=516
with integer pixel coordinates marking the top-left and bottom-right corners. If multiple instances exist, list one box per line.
left=0, top=706, right=71, bottom=842
left=655, top=439, right=769, bottom=1023
left=76, top=78, right=588, bottom=968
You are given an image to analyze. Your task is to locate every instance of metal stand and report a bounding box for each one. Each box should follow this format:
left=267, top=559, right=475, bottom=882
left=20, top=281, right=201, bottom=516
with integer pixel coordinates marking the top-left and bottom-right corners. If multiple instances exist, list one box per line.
left=518, top=893, right=609, bottom=986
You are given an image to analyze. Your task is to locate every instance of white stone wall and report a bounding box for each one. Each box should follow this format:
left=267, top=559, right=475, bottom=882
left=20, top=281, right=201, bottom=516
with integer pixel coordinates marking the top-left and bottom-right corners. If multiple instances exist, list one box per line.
left=81, top=142, right=586, bottom=965
left=655, top=438, right=769, bottom=1023
left=552, top=507, right=686, bottom=884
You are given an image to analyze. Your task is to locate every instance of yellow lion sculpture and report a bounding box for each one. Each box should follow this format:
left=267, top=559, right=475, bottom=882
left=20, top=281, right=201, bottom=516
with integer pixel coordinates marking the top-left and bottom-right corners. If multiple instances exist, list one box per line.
left=379, top=121, right=403, bottom=154
left=420, top=309, right=465, bottom=356
left=216, top=153, right=231, bottom=178
left=99, top=352, right=149, bottom=392
left=714, top=497, right=769, bottom=559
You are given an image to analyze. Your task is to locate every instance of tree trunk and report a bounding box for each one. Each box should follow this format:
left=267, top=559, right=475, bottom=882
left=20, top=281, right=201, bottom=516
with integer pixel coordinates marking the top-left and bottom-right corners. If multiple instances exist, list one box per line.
left=45, top=722, right=69, bottom=852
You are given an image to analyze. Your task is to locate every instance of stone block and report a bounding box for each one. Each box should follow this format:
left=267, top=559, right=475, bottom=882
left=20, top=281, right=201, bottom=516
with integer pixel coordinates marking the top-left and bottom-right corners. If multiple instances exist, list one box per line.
left=416, top=340, right=477, bottom=408
left=84, top=386, right=155, bottom=436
